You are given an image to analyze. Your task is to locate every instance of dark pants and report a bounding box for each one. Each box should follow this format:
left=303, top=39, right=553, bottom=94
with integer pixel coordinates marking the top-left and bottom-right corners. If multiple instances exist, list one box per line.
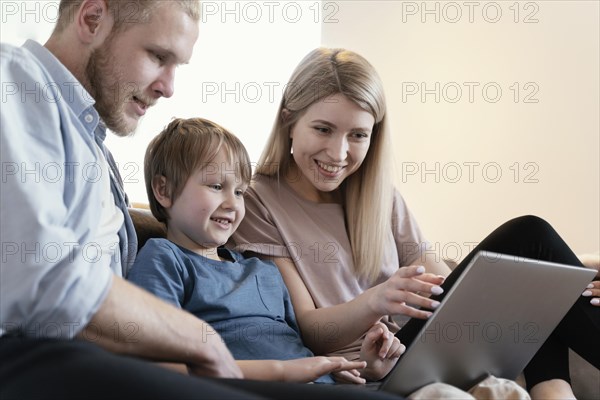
left=0, top=336, right=400, bottom=399
left=396, top=215, right=600, bottom=390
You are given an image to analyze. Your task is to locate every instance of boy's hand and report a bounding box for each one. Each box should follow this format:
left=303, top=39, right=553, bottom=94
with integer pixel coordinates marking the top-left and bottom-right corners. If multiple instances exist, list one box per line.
left=331, top=368, right=367, bottom=385
left=280, top=357, right=366, bottom=383
left=359, top=322, right=405, bottom=381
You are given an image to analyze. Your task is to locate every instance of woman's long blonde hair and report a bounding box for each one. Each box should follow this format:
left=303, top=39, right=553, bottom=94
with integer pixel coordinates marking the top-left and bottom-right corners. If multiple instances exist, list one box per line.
left=255, top=48, right=394, bottom=282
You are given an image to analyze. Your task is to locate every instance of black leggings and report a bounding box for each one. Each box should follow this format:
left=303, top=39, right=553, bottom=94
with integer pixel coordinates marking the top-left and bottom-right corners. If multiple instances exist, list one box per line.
left=396, top=215, right=600, bottom=390
left=0, top=336, right=401, bottom=400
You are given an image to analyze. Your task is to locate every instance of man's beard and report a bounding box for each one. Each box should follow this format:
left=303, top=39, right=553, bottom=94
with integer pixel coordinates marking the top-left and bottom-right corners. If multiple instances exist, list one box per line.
left=85, top=43, right=136, bottom=137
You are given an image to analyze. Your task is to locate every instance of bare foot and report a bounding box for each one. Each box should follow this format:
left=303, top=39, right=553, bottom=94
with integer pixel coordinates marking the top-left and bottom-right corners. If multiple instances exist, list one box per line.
left=530, top=379, right=576, bottom=400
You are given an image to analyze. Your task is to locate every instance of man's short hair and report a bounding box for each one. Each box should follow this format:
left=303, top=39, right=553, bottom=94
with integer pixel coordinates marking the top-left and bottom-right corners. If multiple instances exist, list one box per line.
left=55, top=0, right=200, bottom=33
left=144, top=118, right=252, bottom=224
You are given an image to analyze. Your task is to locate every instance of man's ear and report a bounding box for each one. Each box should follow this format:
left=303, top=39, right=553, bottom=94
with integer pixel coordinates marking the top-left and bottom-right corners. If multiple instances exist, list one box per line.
left=152, top=176, right=173, bottom=209
left=75, top=0, right=112, bottom=45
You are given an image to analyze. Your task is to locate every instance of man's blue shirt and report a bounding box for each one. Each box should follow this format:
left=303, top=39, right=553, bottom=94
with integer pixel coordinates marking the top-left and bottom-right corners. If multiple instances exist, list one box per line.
left=0, top=40, right=136, bottom=338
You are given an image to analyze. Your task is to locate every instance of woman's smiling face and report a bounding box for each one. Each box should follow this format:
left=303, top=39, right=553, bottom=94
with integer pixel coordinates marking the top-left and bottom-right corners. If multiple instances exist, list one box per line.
left=286, top=93, right=375, bottom=203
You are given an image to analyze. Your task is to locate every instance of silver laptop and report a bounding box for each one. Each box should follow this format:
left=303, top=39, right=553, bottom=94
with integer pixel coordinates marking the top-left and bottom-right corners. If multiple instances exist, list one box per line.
left=379, top=251, right=596, bottom=396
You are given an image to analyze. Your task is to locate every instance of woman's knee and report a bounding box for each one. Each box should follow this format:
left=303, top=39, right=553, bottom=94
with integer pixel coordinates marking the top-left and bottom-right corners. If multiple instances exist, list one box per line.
left=500, top=215, right=556, bottom=238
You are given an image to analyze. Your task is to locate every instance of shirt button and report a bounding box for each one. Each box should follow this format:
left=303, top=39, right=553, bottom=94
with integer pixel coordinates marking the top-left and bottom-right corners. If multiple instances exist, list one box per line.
left=84, top=114, right=94, bottom=123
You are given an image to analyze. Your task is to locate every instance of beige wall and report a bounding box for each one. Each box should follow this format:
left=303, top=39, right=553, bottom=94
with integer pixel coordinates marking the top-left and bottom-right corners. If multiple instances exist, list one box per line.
left=322, top=1, right=599, bottom=261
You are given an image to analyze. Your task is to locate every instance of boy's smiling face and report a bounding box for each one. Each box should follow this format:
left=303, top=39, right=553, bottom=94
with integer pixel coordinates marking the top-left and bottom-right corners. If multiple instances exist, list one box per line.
left=161, top=148, right=247, bottom=259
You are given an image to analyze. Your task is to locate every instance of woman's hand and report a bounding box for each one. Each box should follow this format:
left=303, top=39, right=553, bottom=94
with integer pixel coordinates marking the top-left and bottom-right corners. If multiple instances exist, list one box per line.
left=359, top=322, right=405, bottom=382
left=367, top=265, right=444, bottom=319
left=582, top=280, right=600, bottom=306
left=578, top=253, right=599, bottom=306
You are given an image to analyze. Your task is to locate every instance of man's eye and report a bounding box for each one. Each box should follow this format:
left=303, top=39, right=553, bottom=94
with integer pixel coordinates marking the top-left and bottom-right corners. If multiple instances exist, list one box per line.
left=151, top=51, right=166, bottom=63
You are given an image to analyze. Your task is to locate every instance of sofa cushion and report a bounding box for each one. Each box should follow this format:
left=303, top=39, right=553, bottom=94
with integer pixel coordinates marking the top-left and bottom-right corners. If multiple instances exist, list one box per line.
left=129, top=208, right=166, bottom=251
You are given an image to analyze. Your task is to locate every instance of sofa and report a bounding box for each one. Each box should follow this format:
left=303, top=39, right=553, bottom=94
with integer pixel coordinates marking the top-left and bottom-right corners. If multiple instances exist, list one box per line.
left=128, top=208, right=599, bottom=399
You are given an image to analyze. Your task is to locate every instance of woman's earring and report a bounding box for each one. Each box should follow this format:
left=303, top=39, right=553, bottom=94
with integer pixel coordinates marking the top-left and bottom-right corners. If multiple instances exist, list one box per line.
left=290, top=139, right=294, bottom=154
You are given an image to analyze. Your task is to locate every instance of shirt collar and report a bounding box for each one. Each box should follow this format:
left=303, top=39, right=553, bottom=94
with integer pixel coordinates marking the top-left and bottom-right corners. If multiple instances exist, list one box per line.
left=22, top=40, right=99, bottom=131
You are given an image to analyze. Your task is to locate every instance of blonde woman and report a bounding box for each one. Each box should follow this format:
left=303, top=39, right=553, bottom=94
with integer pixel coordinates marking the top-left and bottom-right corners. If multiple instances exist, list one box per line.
left=231, top=48, right=599, bottom=398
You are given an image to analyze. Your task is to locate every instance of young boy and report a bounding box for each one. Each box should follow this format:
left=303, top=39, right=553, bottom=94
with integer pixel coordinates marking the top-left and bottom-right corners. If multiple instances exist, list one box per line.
left=127, top=118, right=403, bottom=383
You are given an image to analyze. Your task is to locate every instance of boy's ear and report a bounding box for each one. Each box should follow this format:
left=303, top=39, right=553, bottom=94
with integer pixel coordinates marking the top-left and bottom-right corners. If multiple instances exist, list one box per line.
left=76, top=0, right=113, bottom=45
left=152, top=175, right=172, bottom=208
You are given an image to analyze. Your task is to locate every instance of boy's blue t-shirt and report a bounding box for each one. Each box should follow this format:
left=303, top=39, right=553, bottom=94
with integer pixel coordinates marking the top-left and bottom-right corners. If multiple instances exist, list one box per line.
left=128, top=238, right=334, bottom=383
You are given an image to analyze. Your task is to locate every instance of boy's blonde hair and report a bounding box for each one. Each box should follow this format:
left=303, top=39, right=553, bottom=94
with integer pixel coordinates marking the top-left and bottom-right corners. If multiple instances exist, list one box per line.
left=255, top=48, right=394, bottom=282
left=145, top=118, right=252, bottom=224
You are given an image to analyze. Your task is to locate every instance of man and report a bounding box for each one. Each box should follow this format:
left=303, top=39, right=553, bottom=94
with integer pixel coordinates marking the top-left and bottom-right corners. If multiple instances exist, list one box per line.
left=0, top=0, right=252, bottom=396
left=0, top=1, right=400, bottom=399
